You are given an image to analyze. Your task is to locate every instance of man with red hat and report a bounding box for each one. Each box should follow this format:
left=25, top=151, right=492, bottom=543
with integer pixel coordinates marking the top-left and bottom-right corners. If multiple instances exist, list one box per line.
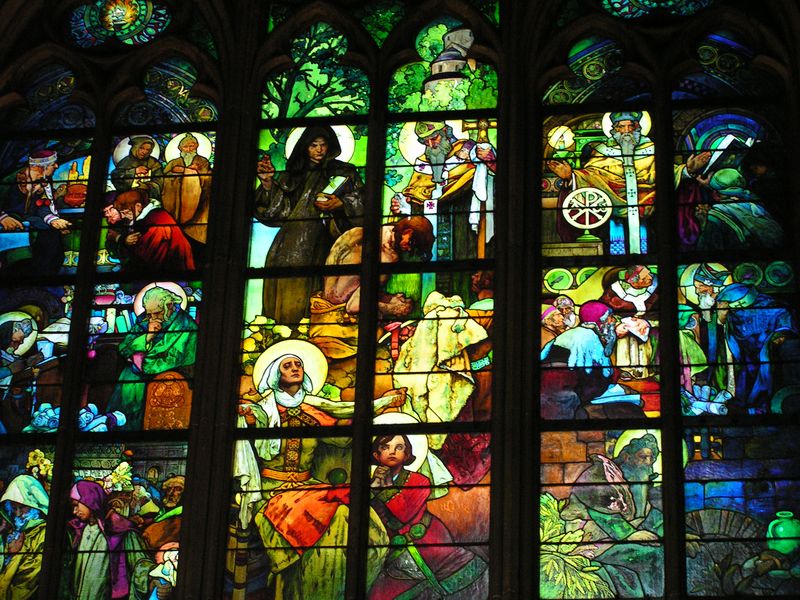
left=0, top=150, right=72, bottom=274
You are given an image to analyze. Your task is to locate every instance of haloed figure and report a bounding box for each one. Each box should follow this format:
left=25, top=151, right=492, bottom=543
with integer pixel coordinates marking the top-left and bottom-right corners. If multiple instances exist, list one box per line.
left=254, top=125, right=364, bottom=324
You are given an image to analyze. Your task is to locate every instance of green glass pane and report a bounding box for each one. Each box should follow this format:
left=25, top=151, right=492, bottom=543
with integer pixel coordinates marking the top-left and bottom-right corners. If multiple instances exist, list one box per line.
left=262, top=23, right=370, bottom=119
left=356, top=0, right=405, bottom=46
left=389, top=19, right=498, bottom=113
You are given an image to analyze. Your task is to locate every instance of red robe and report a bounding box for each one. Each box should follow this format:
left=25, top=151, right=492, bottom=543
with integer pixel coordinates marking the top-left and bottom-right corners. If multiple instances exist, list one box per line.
left=368, top=470, right=485, bottom=599
left=127, top=208, right=195, bottom=271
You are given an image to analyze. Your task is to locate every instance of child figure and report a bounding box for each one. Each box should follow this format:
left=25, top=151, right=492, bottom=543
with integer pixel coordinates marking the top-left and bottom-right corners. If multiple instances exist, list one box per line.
left=368, top=435, right=487, bottom=599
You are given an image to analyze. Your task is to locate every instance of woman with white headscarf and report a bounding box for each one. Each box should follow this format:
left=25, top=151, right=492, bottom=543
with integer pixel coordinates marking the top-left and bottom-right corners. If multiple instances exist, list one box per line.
left=237, top=340, right=399, bottom=599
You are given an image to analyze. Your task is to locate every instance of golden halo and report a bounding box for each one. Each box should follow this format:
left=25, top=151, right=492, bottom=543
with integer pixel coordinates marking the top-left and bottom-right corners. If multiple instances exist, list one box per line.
left=164, top=132, right=213, bottom=163
left=372, top=412, right=428, bottom=472
left=398, top=120, right=466, bottom=166
left=285, top=126, right=355, bottom=164
left=112, top=136, right=161, bottom=165
left=252, top=339, right=328, bottom=395
left=602, top=111, right=652, bottom=138
left=133, top=282, right=189, bottom=315
left=0, top=311, right=38, bottom=356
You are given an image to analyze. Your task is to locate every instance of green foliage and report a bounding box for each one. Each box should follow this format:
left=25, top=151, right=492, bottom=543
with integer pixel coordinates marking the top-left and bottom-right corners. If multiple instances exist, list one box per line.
left=356, top=0, right=405, bottom=46
left=388, top=62, right=498, bottom=112
left=262, top=22, right=370, bottom=119
left=539, top=493, right=615, bottom=599
left=415, top=21, right=454, bottom=62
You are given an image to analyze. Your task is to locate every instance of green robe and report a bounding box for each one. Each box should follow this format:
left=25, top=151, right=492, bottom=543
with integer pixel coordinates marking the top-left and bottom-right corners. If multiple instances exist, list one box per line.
left=0, top=521, right=46, bottom=599
left=107, top=308, right=197, bottom=430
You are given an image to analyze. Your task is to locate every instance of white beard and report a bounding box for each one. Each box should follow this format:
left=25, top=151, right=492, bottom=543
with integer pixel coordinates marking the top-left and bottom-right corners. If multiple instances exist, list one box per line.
left=613, top=130, right=641, bottom=155
left=698, top=292, right=716, bottom=309
left=180, top=151, right=197, bottom=166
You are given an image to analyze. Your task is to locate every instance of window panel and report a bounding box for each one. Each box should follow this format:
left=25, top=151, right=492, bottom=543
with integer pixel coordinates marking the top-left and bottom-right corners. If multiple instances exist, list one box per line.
left=101, top=132, right=215, bottom=273
left=225, top=435, right=352, bottom=598
left=677, top=262, right=797, bottom=415
left=261, top=23, right=370, bottom=119
left=0, top=444, right=54, bottom=592
left=116, top=58, right=218, bottom=127
left=249, top=125, right=367, bottom=270
left=540, top=430, right=664, bottom=598
left=540, top=265, right=660, bottom=419
left=384, top=119, right=497, bottom=262
left=543, top=37, right=651, bottom=106
left=542, top=112, right=656, bottom=257
left=366, top=431, right=490, bottom=597
left=83, top=281, right=201, bottom=431
left=0, top=138, right=93, bottom=276
left=388, top=19, right=498, bottom=113
left=375, top=270, right=494, bottom=424
left=62, top=442, right=187, bottom=598
left=684, top=427, right=800, bottom=596
left=0, top=285, right=73, bottom=433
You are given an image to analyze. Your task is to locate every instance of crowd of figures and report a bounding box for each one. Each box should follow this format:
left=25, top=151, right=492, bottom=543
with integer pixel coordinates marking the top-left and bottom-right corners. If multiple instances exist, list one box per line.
left=0, top=281, right=199, bottom=436
left=230, top=123, right=496, bottom=598
left=538, top=260, right=799, bottom=419
left=0, top=447, right=185, bottom=599
left=0, top=132, right=212, bottom=276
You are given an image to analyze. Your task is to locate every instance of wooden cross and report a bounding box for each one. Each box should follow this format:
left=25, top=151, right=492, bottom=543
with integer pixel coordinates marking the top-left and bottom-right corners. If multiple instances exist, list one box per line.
left=462, top=118, right=497, bottom=258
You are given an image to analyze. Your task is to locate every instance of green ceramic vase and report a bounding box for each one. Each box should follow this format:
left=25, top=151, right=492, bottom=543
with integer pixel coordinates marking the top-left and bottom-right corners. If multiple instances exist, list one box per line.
left=766, top=511, right=800, bottom=555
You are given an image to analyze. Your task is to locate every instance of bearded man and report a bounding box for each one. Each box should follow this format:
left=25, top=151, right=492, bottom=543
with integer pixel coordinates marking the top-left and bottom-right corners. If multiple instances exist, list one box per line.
left=396, top=121, right=496, bottom=298
left=549, top=113, right=710, bottom=256
left=1, top=150, right=72, bottom=274
left=161, top=133, right=212, bottom=246
left=143, top=475, right=185, bottom=550
left=106, top=286, right=197, bottom=430
left=547, top=112, right=656, bottom=254
left=690, top=264, right=731, bottom=392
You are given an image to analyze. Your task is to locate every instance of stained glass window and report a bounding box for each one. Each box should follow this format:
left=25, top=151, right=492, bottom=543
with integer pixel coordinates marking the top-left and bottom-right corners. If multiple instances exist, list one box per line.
left=69, top=0, right=172, bottom=48
left=601, top=0, right=716, bottom=19
left=388, top=17, right=498, bottom=113
left=1, top=1, right=799, bottom=598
